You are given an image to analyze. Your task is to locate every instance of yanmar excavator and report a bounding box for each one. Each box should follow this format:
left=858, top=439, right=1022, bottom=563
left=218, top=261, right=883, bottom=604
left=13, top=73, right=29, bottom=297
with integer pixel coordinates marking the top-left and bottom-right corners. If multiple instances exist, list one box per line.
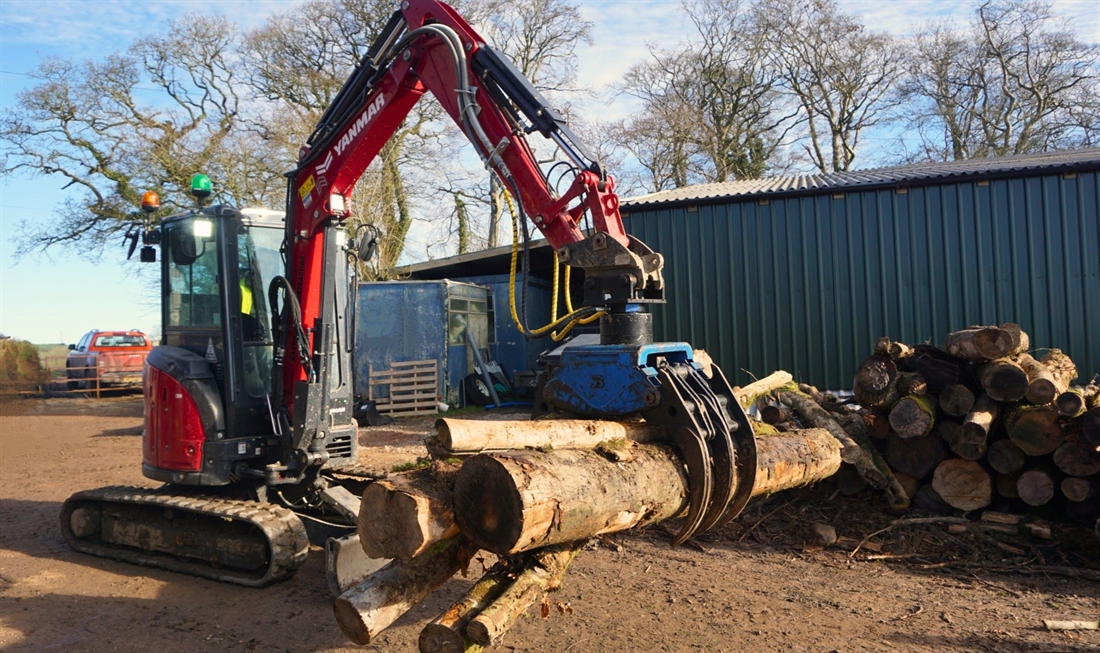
left=60, top=0, right=756, bottom=588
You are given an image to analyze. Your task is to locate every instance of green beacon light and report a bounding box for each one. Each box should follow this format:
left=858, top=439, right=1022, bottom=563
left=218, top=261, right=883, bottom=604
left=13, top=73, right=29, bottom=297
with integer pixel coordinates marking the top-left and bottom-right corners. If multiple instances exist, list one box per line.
left=190, top=173, right=213, bottom=208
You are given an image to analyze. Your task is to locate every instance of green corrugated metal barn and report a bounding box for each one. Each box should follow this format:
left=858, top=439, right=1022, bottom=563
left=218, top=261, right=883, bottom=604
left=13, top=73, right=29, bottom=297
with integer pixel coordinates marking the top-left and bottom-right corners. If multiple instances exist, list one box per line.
left=620, top=148, right=1100, bottom=390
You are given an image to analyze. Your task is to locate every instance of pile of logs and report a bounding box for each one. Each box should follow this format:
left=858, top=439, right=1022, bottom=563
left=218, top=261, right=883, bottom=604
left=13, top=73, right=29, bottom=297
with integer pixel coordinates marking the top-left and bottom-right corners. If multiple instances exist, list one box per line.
left=846, top=324, right=1100, bottom=521
left=335, top=405, right=846, bottom=649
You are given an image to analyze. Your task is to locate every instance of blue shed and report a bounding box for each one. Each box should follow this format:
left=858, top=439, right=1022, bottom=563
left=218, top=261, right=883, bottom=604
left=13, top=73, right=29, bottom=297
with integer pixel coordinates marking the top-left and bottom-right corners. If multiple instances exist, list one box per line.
left=355, top=280, right=491, bottom=406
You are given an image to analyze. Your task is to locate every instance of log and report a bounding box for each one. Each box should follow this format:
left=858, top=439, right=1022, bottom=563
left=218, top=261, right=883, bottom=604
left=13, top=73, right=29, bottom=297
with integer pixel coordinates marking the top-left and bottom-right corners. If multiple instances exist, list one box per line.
left=996, top=472, right=1022, bottom=499
left=1053, top=439, right=1100, bottom=477
left=1066, top=499, right=1100, bottom=523
left=1017, top=469, right=1056, bottom=507
left=466, top=543, right=582, bottom=647
left=419, top=565, right=512, bottom=653
left=889, top=394, right=936, bottom=439
left=932, top=459, right=992, bottom=511
left=986, top=438, right=1027, bottom=474
left=1016, top=353, right=1062, bottom=405
left=937, top=420, right=979, bottom=462
left=453, top=430, right=842, bottom=555
left=886, top=431, right=945, bottom=479
left=334, top=537, right=469, bottom=645
left=874, top=336, right=912, bottom=360
left=1039, top=349, right=1078, bottom=397
left=866, top=411, right=892, bottom=440
left=760, top=405, right=791, bottom=425
left=912, top=484, right=954, bottom=515
left=1056, top=389, right=1089, bottom=418
left=853, top=354, right=899, bottom=409
left=358, top=463, right=461, bottom=561
left=431, top=418, right=667, bottom=456
left=775, top=389, right=861, bottom=462
left=901, top=345, right=973, bottom=394
left=939, top=384, right=976, bottom=417
left=1007, top=405, right=1064, bottom=456
left=734, top=370, right=794, bottom=408
left=1061, top=477, right=1100, bottom=503
left=1083, top=407, right=1100, bottom=446
left=978, top=358, right=1029, bottom=402
left=892, top=471, right=921, bottom=500
left=953, top=393, right=999, bottom=460
left=945, top=324, right=1028, bottom=361
left=897, top=372, right=928, bottom=397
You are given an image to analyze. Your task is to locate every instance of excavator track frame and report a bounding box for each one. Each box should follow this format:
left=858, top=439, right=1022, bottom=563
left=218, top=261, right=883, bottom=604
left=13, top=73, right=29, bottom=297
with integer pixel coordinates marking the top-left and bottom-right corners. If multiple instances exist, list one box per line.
left=59, top=486, right=309, bottom=588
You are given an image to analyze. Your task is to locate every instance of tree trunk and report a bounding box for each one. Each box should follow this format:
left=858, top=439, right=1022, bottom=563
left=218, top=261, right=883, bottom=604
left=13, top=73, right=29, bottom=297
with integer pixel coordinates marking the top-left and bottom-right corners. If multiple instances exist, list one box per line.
left=453, top=431, right=842, bottom=555
left=901, top=345, right=973, bottom=394
left=334, top=537, right=469, bottom=645
left=932, top=459, right=992, bottom=511
left=1053, top=439, right=1100, bottom=477
left=1007, top=405, right=1064, bottom=456
left=419, top=565, right=512, bottom=653
left=1061, top=477, right=1100, bottom=503
left=986, top=438, right=1027, bottom=474
left=734, top=370, right=794, bottom=408
left=431, top=418, right=667, bottom=456
left=953, top=393, right=999, bottom=460
left=1017, top=469, right=1056, bottom=507
left=358, top=463, right=460, bottom=561
left=853, top=354, right=899, bottom=409
left=887, top=431, right=945, bottom=479
left=939, top=384, right=976, bottom=417
left=978, top=358, right=1029, bottom=402
left=945, top=323, right=1028, bottom=361
left=889, top=394, right=937, bottom=439
left=466, top=543, right=583, bottom=647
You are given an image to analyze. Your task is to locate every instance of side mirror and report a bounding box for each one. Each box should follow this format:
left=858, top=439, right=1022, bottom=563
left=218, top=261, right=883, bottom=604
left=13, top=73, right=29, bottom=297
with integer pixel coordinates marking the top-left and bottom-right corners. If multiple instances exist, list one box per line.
left=68, top=344, right=76, bottom=351
left=170, top=228, right=200, bottom=266
left=357, top=236, right=378, bottom=262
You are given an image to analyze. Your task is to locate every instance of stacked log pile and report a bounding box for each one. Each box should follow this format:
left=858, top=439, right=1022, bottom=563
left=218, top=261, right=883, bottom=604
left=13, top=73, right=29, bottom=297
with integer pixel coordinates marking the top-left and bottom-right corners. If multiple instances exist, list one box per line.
left=844, top=324, right=1099, bottom=523
left=336, top=414, right=844, bottom=649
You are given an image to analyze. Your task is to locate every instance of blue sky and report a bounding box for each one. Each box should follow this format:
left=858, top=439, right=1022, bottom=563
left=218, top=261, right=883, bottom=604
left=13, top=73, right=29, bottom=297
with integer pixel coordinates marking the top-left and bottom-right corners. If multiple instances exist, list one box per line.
left=1, top=0, right=1097, bottom=344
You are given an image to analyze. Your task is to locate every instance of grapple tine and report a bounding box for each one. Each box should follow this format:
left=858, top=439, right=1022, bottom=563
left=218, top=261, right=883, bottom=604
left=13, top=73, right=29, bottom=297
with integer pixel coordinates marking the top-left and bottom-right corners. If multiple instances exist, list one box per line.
left=671, top=427, right=712, bottom=546
left=694, top=425, right=736, bottom=535
left=708, top=366, right=757, bottom=527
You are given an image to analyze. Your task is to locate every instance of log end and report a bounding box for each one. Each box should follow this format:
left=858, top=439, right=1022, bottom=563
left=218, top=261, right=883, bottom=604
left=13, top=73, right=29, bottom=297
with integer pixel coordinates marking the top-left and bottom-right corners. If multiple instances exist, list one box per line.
left=419, top=623, right=467, bottom=653
left=334, top=596, right=372, bottom=645
left=453, top=455, right=525, bottom=555
left=932, top=459, right=991, bottom=512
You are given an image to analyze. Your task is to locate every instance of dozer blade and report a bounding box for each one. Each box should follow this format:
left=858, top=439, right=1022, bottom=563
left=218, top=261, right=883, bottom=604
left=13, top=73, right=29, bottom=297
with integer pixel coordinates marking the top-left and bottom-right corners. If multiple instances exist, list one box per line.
left=325, top=533, right=390, bottom=596
left=60, top=486, right=309, bottom=587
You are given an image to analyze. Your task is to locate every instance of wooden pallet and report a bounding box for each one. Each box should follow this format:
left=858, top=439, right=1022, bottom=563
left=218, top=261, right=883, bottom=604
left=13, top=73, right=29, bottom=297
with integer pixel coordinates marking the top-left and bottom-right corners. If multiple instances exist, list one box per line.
left=368, top=360, right=438, bottom=416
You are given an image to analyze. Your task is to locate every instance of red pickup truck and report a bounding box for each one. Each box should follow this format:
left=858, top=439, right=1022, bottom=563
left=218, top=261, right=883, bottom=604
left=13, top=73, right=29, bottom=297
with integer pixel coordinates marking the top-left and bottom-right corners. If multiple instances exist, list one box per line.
left=66, top=330, right=153, bottom=390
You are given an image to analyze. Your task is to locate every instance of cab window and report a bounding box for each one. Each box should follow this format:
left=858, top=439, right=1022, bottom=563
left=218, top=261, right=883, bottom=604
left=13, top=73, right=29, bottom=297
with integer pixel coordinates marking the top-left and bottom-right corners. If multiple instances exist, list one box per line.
left=167, top=218, right=220, bottom=328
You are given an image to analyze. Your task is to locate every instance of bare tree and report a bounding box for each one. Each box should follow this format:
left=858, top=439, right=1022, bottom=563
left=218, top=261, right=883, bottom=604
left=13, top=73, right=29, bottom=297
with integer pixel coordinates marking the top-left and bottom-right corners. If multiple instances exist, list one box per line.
left=0, top=14, right=261, bottom=256
left=758, top=0, right=905, bottom=173
left=901, top=0, right=1100, bottom=161
left=613, top=0, right=794, bottom=191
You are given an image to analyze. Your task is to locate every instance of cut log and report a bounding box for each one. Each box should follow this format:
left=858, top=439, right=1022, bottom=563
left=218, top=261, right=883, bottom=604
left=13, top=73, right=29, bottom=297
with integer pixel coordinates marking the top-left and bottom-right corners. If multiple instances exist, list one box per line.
left=938, top=420, right=982, bottom=462
left=358, top=463, right=460, bottom=561
left=986, top=438, right=1027, bottom=474
left=466, top=542, right=582, bottom=647
left=1017, top=469, right=1056, bottom=507
left=1039, top=349, right=1078, bottom=395
left=939, top=384, right=976, bottom=417
left=892, top=471, right=921, bottom=500
left=334, top=537, right=469, bottom=645
left=1053, top=439, right=1100, bottom=477
left=419, top=565, right=512, bottom=653
left=760, top=405, right=791, bottom=425
left=901, top=345, right=973, bottom=394
left=1061, top=477, right=1100, bottom=503
left=1007, top=405, right=1064, bottom=456
left=996, top=472, right=1022, bottom=499
left=953, top=394, right=999, bottom=460
left=912, top=484, right=954, bottom=515
left=874, top=336, right=912, bottom=360
left=945, top=324, right=1028, bottom=361
left=866, top=411, right=891, bottom=440
left=1082, top=407, right=1100, bottom=446
left=453, top=430, right=842, bottom=555
left=978, top=358, right=1029, bottom=402
left=889, top=394, right=936, bottom=439
left=775, top=389, right=861, bottom=463
left=886, top=431, right=945, bottom=479
left=1016, top=352, right=1065, bottom=405
left=897, top=372, right=928, bottom=397
left=932, top=459, right=992, bottom=511
left=852, top=354, right=899, bottom=409
left=431, top=418, right=667, bottom=456
left=1056, top=389, right=1089, bottom=418
left=734, top=370, right=794, bottom=408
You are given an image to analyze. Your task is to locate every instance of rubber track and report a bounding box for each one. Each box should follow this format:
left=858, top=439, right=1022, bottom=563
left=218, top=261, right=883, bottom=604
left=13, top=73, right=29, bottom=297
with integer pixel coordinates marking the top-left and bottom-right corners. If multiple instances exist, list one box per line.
left=60, top=486, right=309, bottom=588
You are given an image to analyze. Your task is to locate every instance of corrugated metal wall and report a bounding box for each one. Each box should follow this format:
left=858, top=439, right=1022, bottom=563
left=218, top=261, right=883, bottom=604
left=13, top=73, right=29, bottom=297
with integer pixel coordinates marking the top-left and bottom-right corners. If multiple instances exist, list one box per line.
left=623, top=170, right=1100, bottom=389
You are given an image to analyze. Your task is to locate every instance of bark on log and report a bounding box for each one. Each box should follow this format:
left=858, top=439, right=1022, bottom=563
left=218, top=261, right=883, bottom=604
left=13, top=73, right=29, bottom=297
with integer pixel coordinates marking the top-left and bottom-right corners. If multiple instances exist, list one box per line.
left=953, top=394, right=999, bottom=460
left=760, top=405, right=791, bottom=425
left=889, top=394, right=936, bottom=439
left=978, top=358, right=1030, bottom=402
left=775, top=389, right=861, bottom=462
left=1038, top=349, right=1078, bottom=399
left=419, top=565, right=511, bottom=653
left=1053, top=439, right=1100, bottom=477
left=1017, top=469, right=1056, bottom=507
left=986, top=438, right=1028, bottom=474
left=454, top=431, right=842, bottom=555
left=939, top=384, right=976, bottom=417
left=892, top=472, right=921, bottom=500
left=1082, top=407, right=1100, bottom=446
left=887, top=431, right=945, bottom=479
left=902, top=345, right=973, bottom=394
left=358, top=463, right=460, bottom=561
left=1061, top=477, right=1100, bottom=503
left=874, top=337, right=912, bottom=360
left=334, top=537, right=469, bottom=645
left=1007, top=405, right=1064, bottom=456
left=853, top=355, right=899, bottom=409
left=466, top=542, right=582, bottom=647
left=932, top=459, right=992, bottom=511
left=734, top=370, right=794, bottom=408
left=1016, top=353, right=1061, bottom=406
left=431, top=418, right=667, bottom=456
left=945, top=324, right=1028, bottom=361
left=897, top=372, right=928, bottom=397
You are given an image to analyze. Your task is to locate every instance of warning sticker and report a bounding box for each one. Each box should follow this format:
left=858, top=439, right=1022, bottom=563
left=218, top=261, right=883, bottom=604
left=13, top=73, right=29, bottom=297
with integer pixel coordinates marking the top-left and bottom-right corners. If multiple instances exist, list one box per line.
left=299, top=175, right=316, bottom=208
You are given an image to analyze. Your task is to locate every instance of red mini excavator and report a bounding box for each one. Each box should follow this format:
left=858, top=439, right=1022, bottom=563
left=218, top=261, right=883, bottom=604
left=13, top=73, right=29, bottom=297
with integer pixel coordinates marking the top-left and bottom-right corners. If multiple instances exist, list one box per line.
left=61, top=0, right=755, bottom=588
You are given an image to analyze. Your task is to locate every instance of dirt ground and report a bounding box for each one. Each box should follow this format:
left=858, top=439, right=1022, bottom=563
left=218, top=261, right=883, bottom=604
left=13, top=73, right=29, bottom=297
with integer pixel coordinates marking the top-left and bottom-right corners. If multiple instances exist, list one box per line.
left=2, top=396, right=1100, bottom=653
